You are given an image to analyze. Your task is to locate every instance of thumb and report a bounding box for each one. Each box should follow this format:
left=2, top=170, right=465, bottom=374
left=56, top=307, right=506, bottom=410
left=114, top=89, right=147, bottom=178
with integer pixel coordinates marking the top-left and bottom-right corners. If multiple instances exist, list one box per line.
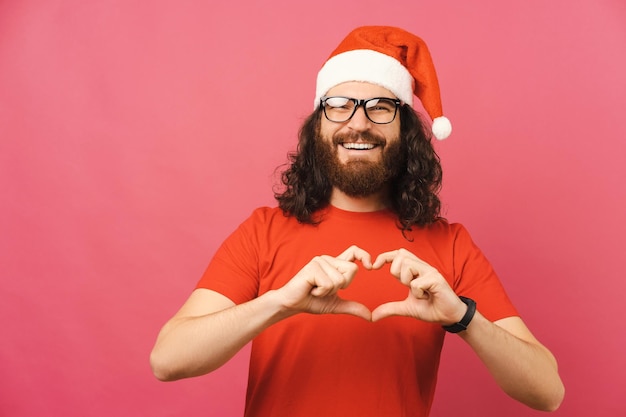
left=371, top=301, right=407, bottom=322
left=333, top=298, right=372, bottom=322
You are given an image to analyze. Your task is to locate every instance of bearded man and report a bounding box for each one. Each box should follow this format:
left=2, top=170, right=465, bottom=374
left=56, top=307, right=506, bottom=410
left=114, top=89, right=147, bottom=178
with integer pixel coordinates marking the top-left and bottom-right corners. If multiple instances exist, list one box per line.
left=150, top=26, right=564, bottom=417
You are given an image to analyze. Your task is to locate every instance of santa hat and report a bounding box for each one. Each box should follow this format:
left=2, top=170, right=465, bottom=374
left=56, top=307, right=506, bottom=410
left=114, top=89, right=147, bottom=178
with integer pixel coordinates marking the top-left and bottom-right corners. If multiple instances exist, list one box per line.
left=315, top=26, right=452, bottom=140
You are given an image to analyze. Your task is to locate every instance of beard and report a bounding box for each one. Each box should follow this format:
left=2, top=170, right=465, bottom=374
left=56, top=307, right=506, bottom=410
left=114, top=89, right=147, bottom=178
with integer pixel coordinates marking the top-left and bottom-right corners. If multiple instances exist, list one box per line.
left=314, top=130, right=404, bottom=197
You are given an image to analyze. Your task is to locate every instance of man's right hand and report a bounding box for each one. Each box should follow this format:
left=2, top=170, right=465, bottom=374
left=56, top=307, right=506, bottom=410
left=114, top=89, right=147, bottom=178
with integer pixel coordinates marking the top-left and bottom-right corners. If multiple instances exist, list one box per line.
left=275, top=245, right=373, bottom=321
left=151, top=246, right=373, bottom=380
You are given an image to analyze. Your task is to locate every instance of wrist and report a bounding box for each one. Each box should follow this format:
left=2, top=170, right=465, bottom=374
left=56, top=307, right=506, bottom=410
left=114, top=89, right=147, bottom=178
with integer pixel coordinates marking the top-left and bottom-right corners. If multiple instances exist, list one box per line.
left=442, top=296, right=476, bottom=333
left=266, top=289, right=302, bottom=320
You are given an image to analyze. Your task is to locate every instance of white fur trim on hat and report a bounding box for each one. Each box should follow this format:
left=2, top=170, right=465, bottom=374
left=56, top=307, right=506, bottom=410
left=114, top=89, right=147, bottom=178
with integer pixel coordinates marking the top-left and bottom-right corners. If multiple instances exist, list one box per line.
left=314, top=49, right=414, bottom=108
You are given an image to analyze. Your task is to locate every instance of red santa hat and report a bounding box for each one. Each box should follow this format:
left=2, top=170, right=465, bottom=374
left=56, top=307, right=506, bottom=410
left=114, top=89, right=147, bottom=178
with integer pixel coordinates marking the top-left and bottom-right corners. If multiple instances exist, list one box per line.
left=315, top=26, right=452, bottom=140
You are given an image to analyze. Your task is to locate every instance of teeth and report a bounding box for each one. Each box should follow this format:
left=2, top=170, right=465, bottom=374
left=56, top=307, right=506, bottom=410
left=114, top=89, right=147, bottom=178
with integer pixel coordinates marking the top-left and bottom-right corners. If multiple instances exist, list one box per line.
left=342, top=143, right=375, bottom=150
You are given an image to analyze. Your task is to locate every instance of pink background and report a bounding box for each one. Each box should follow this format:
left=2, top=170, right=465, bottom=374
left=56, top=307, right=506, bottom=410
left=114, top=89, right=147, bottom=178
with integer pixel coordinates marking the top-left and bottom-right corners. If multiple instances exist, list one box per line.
left=1, top=1, right=625, bottom=416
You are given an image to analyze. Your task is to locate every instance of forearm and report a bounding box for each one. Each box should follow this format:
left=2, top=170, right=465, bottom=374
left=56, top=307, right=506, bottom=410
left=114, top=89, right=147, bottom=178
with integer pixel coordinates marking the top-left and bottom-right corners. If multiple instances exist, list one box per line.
left=458, top=312, right=564, bottom=411
left=150, top=290, right=290, bottom=381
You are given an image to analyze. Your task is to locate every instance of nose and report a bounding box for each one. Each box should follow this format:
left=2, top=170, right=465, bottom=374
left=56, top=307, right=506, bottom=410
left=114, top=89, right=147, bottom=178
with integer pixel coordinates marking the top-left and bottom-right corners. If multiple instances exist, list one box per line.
left=346, top=105, right=372, bottom=131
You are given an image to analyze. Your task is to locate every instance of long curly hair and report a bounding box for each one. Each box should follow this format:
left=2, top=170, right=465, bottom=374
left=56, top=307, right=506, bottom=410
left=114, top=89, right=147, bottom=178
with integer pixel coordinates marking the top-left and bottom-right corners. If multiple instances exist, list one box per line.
left=274, top=105, right=443, bottom=232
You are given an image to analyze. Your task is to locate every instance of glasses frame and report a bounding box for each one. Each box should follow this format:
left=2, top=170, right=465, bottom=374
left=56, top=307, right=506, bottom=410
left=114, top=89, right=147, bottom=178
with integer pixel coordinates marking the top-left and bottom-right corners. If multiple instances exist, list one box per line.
left=320, top=96, right=402, bottom=125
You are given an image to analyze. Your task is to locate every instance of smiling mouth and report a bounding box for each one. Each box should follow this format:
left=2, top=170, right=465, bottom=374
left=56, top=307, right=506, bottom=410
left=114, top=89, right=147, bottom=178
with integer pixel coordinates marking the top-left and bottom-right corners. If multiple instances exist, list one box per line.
left=340, top=142, right=378, bottom=150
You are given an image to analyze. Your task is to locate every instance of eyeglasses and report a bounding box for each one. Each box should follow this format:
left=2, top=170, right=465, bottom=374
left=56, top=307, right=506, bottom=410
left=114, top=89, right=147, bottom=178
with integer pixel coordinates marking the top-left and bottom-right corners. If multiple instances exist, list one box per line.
left=320, top=96, right=401, bottom=124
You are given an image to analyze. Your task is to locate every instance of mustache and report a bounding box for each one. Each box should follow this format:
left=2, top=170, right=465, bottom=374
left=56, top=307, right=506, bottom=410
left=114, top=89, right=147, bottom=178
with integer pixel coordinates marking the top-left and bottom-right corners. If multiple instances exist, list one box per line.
left=332, top=131, right=387, bottom=146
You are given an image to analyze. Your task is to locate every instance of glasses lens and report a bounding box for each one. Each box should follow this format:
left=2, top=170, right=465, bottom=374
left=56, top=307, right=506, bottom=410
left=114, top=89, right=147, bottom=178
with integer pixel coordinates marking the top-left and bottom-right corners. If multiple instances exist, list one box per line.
left=364, top=98, right=398, bottom=124
left=323, top=97, right=355, bottom=123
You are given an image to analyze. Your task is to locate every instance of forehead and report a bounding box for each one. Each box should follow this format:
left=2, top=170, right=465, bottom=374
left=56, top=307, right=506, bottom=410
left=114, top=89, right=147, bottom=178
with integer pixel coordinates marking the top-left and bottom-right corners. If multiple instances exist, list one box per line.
left=326, top=81, right=397, bottom=99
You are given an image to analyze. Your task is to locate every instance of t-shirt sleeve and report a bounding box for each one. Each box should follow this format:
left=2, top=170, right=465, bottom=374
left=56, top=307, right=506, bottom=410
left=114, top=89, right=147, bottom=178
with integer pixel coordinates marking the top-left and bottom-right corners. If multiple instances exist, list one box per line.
left=195, top=209, right=266, bottom=305
left=451, top=224, right=519, bottom=321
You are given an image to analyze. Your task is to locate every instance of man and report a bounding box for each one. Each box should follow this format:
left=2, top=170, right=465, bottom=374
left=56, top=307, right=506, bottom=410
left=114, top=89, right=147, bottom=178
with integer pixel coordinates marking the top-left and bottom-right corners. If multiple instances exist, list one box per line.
left=150, top=26, right=564, bottom=416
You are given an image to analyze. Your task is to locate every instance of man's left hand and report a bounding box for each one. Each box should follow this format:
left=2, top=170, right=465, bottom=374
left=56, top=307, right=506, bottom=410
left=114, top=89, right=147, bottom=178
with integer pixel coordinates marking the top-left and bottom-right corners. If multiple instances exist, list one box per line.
left=370, top=248, right=467, bottom=325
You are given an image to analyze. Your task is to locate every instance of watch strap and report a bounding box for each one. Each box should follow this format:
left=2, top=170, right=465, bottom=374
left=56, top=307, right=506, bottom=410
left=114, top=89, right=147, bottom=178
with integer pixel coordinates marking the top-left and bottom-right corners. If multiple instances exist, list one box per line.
left=442, top=296, right=476, bottom=333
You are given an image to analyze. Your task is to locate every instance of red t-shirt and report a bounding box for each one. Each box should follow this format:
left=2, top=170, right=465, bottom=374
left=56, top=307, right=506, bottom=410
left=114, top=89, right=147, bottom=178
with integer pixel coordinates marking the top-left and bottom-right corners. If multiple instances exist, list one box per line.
left=197, top=206, right=518, bottom=417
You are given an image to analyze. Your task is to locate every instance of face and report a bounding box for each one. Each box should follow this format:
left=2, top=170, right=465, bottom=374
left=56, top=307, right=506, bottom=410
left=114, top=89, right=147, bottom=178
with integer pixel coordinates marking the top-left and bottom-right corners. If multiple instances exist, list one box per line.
left=316, top=82, right=403, bottom=197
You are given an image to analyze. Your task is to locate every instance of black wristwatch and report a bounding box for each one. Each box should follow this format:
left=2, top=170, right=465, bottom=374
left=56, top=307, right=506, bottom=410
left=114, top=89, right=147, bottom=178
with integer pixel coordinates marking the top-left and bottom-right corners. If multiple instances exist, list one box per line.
left=442, top=296, right=476, bottom=333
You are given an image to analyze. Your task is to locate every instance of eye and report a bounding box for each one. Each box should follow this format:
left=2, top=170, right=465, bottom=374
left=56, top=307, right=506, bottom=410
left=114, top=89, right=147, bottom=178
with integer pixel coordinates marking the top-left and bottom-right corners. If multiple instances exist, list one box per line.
left=366, top=99, right=395, bottom=112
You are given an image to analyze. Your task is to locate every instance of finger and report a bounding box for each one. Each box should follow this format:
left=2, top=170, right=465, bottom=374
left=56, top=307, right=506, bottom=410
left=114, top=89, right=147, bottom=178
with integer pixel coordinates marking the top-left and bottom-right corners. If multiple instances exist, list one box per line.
left=374, top=251, right=421, bottom=284
left=310, top=276, right=346, bottom=297
left=319, top=255, right=359, bottom=285
left=374, top=248, right=428, bottom=268
left=399, top=262, right=422, bottom=286
left=336, top=245, right=373, bottom=269
left=307, top=261, right=335, bottom=297
left=372, top=250, right=399, bottom=269
left=409, top=283, right=427, bottom=299
left=408, top=272, right=440, bottom=299
left=310, top=257, right=357, bottom=296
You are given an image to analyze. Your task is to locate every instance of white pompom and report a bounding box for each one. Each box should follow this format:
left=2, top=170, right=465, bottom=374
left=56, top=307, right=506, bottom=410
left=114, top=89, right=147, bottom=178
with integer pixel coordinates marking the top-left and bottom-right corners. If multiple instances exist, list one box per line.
left=432, top=116, right=452, bottom=140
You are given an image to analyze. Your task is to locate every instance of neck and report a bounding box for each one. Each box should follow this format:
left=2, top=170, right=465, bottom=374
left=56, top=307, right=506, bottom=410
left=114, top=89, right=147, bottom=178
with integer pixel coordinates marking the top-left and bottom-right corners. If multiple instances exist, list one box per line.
left=329, top=187, right=389, bottom=212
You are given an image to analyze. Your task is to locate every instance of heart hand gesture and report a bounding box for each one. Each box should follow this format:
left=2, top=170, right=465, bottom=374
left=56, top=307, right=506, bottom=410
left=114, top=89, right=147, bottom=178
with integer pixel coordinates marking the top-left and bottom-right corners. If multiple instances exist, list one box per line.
left=277, top=246, right=467, bottom=326
left=370, top=249, right=467, bottom=325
